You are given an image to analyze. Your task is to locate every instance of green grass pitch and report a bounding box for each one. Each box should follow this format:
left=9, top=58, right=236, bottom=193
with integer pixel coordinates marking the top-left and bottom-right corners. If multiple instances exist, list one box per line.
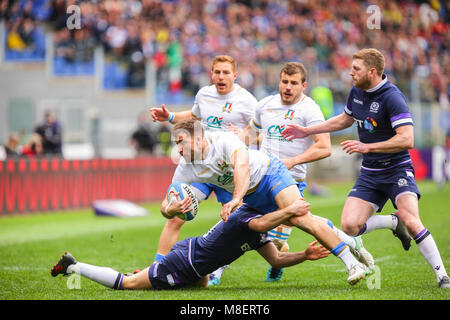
left=0, top=181, right=449, bottom=300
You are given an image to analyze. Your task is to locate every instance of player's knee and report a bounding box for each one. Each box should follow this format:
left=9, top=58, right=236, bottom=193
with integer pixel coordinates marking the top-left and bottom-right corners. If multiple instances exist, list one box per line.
left=341, top=219, right=360, bottom=236
left=121, top=275, right=137, bottom=290
left=397, top=209, right=422, bottom=235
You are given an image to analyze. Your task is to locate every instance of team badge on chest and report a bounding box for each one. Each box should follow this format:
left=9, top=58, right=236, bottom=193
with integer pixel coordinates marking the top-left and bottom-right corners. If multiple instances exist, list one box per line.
left=284, top=110, right=295, bottom=120
left=222, top=102, right=232, bottom=113
left=370, top=102, right=380, bottom=113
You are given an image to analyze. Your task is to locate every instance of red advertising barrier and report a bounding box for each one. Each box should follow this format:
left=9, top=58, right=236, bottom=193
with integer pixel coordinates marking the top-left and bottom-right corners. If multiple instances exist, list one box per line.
left=0, top=157, right=177, bottom=215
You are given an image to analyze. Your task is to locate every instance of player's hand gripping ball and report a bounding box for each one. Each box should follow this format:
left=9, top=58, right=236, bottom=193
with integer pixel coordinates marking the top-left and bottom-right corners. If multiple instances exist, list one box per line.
left=166, top=182, right=199, bottom=221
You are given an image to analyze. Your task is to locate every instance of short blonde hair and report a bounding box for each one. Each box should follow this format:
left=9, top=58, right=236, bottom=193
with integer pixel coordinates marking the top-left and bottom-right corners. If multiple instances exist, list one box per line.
left=211, top=55, right=237, bottom=73
left=353, top=48, right=385, bottom=76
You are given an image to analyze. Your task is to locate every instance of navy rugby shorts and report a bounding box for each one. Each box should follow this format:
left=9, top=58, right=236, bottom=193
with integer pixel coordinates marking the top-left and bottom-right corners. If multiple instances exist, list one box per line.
left=349, top=164, right=421, bottom=212
left=148, top=238, right=201, bottom=290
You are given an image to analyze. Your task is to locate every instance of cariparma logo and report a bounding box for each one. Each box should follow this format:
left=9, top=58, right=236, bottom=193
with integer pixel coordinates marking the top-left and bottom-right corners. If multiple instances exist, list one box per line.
left=206, top=116, right=224, bottom=129
left=267, top=124, right=290, bottom=142
left=217, top=171, right=233, bottom=185
left=363, top=117, right=378, bottom=133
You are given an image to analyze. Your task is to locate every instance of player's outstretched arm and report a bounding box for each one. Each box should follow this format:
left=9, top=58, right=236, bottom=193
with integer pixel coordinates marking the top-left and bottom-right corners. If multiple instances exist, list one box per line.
left=149, top=104, right=195, bottom=124
left=248, top=198, right=310, bottom=233
left=221, top=148, right=250, bottom=222
left=257, top=240, right=330, bottom=269
left=282, top=113, right=354, bottom=141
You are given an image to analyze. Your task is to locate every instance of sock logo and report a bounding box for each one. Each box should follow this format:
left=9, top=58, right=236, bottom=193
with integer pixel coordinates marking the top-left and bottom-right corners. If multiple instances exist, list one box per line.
left=435, top=265, right=441, bottom=271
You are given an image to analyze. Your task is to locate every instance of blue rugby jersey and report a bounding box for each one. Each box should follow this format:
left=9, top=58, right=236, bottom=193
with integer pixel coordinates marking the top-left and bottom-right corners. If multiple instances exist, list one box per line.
left=344, top=75, right=414, bottom=171
left=189, top=205, right=270, bottom=278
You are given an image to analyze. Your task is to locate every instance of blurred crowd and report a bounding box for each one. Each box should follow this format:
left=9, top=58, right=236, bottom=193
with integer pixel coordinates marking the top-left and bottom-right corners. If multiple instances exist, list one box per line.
left=1, top=0, right=449, bottom=105
left=2, top=110, right=62, bottom=158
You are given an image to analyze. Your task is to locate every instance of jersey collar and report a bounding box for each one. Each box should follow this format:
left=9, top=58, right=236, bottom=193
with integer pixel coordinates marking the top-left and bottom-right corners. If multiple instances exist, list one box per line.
left=366, top=74, right=387, bottom=93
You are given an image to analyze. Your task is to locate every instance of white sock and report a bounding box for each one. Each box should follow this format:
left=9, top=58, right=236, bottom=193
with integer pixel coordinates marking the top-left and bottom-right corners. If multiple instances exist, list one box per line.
left=333, top=227, right=358, bottom=250
left=68, top=262, right=123, bottom=289
left=211, top=265, right=229, bottom=280
left=331, top=242, right=359, bottom=271
left=313, top=215, right=358, bottom=250
left=359, top=214, right=397, bottom=235
left=414, top=229, right=448, bottom=282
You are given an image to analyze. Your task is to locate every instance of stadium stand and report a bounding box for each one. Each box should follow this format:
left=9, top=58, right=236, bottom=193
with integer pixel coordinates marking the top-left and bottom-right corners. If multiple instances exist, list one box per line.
left=1, top=0, right=448, bottom=105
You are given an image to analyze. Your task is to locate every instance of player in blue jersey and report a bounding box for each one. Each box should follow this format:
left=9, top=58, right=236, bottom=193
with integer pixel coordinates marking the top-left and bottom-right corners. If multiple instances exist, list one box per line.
left=50, top=199, right=330, bottom=290
left=281, top=48, right=449, bottom=288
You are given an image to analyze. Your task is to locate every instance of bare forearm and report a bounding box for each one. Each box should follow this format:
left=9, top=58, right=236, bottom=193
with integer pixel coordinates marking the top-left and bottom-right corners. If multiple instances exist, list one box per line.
left=271, top=251, right=308, bottom=269
left=308, top=113, right=354, bottom=135
left=172, top=110, right=196, bottom=124
left=285, top=135, right=331, bottom=167
left=232, top=162, right=250, bottom=201
left=367, top=127, right=414, bottom=153
left=251, top=206, right=296, bottom=232
left=367, top=136, right=413, bottom=153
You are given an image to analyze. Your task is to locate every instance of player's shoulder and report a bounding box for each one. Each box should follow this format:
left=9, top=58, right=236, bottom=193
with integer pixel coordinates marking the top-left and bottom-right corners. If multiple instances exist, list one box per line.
left=257, top=93, right=279, bottom=109
left=196, top=84, right=217, bottom=97
left=234, top=84, right=257, bottom=101
left=301, top=94, right=321, bottom=109
left=378, top=82, right=408, bottom=107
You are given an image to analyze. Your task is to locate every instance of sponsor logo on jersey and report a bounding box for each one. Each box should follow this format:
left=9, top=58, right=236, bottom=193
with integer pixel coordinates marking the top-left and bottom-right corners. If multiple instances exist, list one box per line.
left=363, top=117, right=378, bottom=133
left=353, top=98, right=363, bottom=105
left=284, top=110, right=295, bottom=120
left=267, top=124, right=290, bottom=142
left=222, top=102, right=232, bottom=113
left=206, top=116, right=224, bottom=129
left=217, top=170, right=233, bottom=185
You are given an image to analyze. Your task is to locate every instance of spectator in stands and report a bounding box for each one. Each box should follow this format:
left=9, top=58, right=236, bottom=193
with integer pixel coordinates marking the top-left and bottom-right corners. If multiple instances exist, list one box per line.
left=3, top=0, right=449, bottom=104
left=34, top=110, right=63, bottom=156
left=3, top=132, right=20, bottom=157
left=130, top=112, right=156, bottom=156
left=20, top=133, right=43, bottom=158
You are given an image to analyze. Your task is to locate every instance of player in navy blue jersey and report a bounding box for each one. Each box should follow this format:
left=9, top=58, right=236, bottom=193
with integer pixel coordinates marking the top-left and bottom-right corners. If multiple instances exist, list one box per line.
left=281, top=48, right=449, bottom=288
left=50, top=200, right=330, bottom=290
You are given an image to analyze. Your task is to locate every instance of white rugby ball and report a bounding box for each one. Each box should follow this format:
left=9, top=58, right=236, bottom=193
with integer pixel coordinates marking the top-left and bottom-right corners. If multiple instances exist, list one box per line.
left=166, top=182, right=199, bottom=221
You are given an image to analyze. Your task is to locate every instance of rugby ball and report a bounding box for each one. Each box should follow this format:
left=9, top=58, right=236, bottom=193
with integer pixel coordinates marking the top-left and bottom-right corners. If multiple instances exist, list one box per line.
left=166, top=182, right=199, bottom=221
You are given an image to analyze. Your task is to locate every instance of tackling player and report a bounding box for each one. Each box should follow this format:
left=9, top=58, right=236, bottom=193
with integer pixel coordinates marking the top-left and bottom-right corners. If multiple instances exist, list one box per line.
left=280, top=48, right=449, bottom=288
left=51, top=199, right=330, bottom=290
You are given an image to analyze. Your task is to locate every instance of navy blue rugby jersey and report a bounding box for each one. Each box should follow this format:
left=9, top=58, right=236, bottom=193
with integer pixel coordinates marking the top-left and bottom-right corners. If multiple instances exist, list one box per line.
left=344, top=75, right=414, bottom=171
left=190, top=204, right=270, bottom=277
